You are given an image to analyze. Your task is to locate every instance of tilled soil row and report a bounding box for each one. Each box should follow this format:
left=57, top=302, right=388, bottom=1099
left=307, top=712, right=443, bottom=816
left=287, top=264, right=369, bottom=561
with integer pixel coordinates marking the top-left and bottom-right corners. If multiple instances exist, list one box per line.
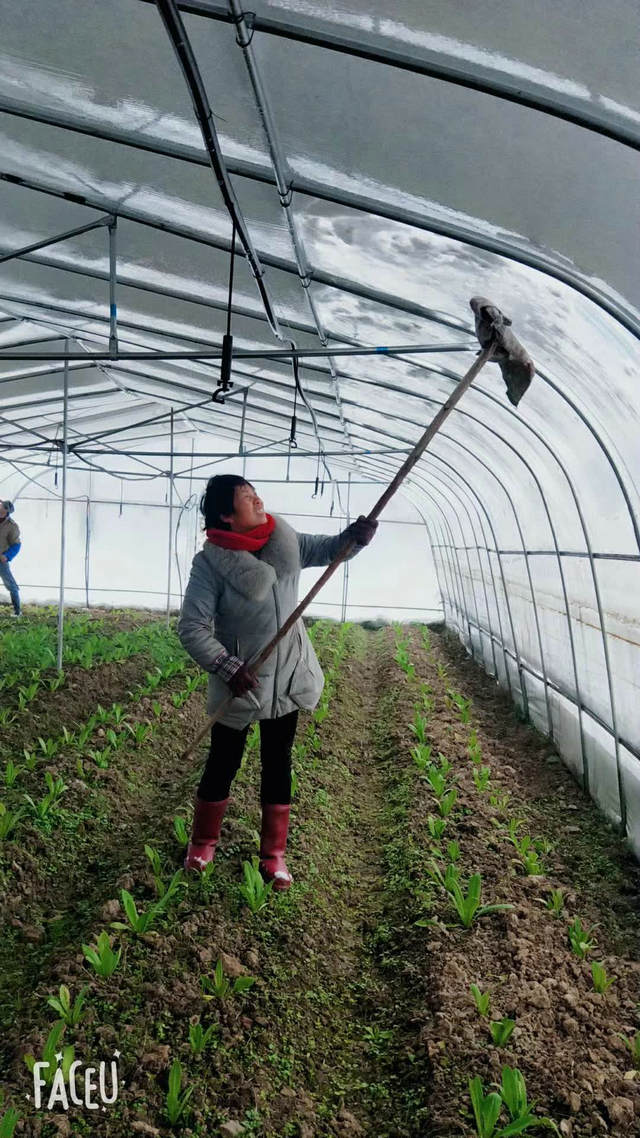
left=394, top=624, right=640, bottom=1137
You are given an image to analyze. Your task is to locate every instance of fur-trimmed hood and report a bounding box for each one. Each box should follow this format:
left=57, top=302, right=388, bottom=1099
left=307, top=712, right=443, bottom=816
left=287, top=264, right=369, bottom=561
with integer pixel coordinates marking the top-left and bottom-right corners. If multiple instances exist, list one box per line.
left=200, top=514, right=301, bottom=603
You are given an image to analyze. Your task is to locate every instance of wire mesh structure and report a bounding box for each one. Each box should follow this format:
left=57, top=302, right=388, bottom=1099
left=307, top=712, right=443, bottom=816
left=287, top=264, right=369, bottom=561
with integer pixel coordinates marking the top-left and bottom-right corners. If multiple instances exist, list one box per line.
left=0, top=0, right=638, bottom=850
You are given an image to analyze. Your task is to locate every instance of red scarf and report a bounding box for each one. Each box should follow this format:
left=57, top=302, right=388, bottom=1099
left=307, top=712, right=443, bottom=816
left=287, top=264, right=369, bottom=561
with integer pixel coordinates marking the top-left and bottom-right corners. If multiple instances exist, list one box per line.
left=206, top=513, right=275, bottom=552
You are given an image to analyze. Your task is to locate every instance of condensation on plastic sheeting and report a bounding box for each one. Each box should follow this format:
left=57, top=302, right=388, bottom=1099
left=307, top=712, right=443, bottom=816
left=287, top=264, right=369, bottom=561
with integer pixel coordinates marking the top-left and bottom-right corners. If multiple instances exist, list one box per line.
left=0, top=0, right=638, bottom=854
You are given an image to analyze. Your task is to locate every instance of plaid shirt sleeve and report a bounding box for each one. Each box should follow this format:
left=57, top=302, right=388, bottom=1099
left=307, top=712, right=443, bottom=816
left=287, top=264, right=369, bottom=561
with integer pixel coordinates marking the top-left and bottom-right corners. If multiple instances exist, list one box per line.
left=211, top=650, right=244, bottom=682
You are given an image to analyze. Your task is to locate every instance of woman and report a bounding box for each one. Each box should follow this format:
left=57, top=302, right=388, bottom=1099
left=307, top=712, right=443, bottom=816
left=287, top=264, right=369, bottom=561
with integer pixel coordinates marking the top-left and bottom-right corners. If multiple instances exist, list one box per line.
left=177, top=474, right=377, bottom=890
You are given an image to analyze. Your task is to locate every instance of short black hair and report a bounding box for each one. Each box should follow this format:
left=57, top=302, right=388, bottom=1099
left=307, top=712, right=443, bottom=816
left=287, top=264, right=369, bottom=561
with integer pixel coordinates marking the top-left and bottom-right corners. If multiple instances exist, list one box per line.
left=200, top=474, right=250, bottom=530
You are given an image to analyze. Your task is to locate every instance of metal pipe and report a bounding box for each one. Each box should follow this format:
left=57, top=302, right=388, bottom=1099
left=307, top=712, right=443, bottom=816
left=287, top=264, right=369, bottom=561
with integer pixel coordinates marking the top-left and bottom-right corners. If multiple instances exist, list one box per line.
left=166, top=408, right=175, bottom=627
left=56, top=344, right=69, bottom=671
left=0, top=216, right=111, bottom=266
left=154, top=0, right=283, bottom=340
left=341, top=471, right=351, bottom=622
left=0, top=340, right=473, bottom=362
left=161, top=0, right=640, bottom=151
left=108, top=217, right=118, bottom=357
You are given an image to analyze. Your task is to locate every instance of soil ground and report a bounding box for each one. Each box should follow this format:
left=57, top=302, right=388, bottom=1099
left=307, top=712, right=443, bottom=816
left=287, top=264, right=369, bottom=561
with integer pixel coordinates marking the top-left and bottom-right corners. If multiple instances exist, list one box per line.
left=0, top=617, right=638, bottom=1137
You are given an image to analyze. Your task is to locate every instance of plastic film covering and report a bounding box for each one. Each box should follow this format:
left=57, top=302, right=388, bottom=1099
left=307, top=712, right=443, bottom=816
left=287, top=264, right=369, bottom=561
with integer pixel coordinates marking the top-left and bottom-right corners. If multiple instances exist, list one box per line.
left=0, top=0, right=639, bottom=853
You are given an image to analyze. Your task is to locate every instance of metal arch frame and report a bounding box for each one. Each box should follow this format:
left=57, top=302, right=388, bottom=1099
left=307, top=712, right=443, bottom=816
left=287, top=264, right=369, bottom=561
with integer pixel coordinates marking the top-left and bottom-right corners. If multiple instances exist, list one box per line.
left=417, top=459, right=515, bottom=699
left=379, top=453, right=522, bottom=707
left=432, top=433, right=553, bottom=735
left=353, top=416, right=589, bottom=792
left=2, top=311, right=630, bottom=791
left=417, top=464, right=500, bottom=681
left=153, top=0, right=640, bottom=152
left=2, top=144, right=639, bottom=345
left=0, top=165, right=473, bottom=338
left=2, top=173, right=640, bottom=598
left=228, top=0, right=362, bottom=478
left=354, top=452, right=473, bottom=648
left=347, top=407, right=588, bottom=777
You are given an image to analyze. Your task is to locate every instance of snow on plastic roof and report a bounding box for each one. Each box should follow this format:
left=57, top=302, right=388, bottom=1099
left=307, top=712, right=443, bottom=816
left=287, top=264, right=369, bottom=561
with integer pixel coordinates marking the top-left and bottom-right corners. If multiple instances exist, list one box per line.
left=0, top=1, right=639, bottom=841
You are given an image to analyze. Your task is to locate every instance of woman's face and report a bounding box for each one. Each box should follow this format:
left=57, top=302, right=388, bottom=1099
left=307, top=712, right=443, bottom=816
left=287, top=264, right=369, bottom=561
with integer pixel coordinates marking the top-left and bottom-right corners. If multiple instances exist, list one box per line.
left=222, top=483, right=266, bottom=532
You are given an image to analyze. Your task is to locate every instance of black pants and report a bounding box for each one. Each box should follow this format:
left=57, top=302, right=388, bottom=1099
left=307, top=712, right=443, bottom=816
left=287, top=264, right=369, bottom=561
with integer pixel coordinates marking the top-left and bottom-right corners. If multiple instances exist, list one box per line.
left=198, top=710, right=299, bottom=805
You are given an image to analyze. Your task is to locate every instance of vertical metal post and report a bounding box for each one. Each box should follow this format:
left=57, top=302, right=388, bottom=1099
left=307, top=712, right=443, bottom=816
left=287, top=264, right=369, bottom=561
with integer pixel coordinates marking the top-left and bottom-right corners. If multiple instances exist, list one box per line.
left=56, top=344, right=69, bottom=671
left=166, top=408, right=175, bottom=627
left=189, top=436, right=199, bottom=556
left=240, top=387, right=248, bottom=459
left=341, top=471, right=352, bottom=622
left=108, top=217, right=118, bottom=357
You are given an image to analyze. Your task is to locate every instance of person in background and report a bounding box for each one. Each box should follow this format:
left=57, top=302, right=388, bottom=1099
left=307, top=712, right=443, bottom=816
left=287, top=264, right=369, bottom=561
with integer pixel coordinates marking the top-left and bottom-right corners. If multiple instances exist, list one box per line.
left=0, top=500, right=22, bottom=617
left=177, top=474, right=377, bottom=890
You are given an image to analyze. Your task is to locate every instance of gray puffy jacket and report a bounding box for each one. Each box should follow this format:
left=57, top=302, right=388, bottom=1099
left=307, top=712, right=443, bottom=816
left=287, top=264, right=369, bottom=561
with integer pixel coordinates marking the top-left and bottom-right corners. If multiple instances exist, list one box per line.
left=177, top=515, right=359, bottom=728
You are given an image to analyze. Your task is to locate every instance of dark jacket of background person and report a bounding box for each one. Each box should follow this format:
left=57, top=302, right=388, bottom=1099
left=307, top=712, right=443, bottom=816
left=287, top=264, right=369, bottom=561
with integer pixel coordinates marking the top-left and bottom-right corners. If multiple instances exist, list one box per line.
left=0, top=510, right=20, bottom=560
left=178, top=515, right=359, bottom=729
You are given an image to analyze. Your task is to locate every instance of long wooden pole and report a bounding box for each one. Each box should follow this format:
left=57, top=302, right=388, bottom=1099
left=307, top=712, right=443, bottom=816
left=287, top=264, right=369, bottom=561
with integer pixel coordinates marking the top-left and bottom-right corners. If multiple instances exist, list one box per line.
left=181, top=343, right=495, bottom=759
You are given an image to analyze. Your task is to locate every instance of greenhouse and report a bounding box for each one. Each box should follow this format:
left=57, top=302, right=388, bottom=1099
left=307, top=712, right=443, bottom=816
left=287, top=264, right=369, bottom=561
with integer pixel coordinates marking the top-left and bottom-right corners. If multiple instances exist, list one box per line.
left=0, top=1, right=639, bottom=1135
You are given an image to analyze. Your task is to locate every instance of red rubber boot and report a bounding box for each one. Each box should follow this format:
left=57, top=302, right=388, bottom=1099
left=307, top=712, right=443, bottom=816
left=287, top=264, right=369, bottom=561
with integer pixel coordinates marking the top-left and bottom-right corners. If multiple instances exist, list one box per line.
left=184, top=796, right=230, bottom=872
left=259, top=803, right=293, bottom=892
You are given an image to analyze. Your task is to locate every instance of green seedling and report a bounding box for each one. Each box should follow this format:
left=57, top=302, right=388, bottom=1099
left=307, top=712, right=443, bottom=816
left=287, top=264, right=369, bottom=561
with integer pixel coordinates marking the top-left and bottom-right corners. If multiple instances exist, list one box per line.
left=362, top=1024, right=394, bottom=1056
left=47, top=672, right=65, bottom=692
left=438, top=788, right=458, bottom=818
left=22, top=748, right=38, bottom=771
left=94, top=704, right=110, bottom=723
left=410, top=709, right=428, bottom=745
left=61, top=726, right=77, bottom=747
left=436, top=662, right=448, bottom=682
left=448, top=690, right=472, bottom=723
left=568, top=917, right=597, bottom=960
left=239, top=856, right=273, bottom=913
left=87, top=747, right=110, bottom=769
left=76, top=725, right=94, bottom=748
left=447, top=874, right=513, bottom=929
left=0, top=802, right=24, bottom=841
left=490, top=790, right=511, bottom=811
left=470, top=984, right=491, bottom=1017
left=0, top=1107, right=20, bottom=1137
left=82, top=931, right=121, bottom=977
left=24, top=772, right=67, bottom=822
left=616, top=1031, right=640, bottom=1066
left=426, top=767, right=447, bottom=797
left=24, top=1022, right=75, bottom=1089
left=109, top=703, right=127, bottom=724
left=591, top=961, right=616, bottom=994
left=468, top=1075, right=503, bottom=1137
left=473, top=766, right=491, bottom=792
left=412, top=742, right=433, bottom=771
left=490, top=1018, right=516, bottom=1047
left=447, top=840, right=461, bottom=862
left=421, top=627, right=431, bottom=652
left=46, top=984, right=88, bottom=1027
left=188, top=1020, right=219, bottom=1056
left=427, top=815, right=447, bottom=841
left=0, top=709, right=16, bottom=726
left=126, top=722, right=152, bottom=747
left=173, top=815, right=189, bottom=846
left=37, top=736, right=59, bottom=758
left=500, top=1065, right=558, bottom=1130
left=545, top=889, right=565, bottom=917
left=4, top=760, right=20, bottom=788
left=165, top=1059, right=193, bottom=1126
left=201, top=958, right=256, bottom=1000
left=151, top=699, right=162, bottom=718
left=426, top=859, right=461, bottom=892
left=290, top=770, right=299, bottom=798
